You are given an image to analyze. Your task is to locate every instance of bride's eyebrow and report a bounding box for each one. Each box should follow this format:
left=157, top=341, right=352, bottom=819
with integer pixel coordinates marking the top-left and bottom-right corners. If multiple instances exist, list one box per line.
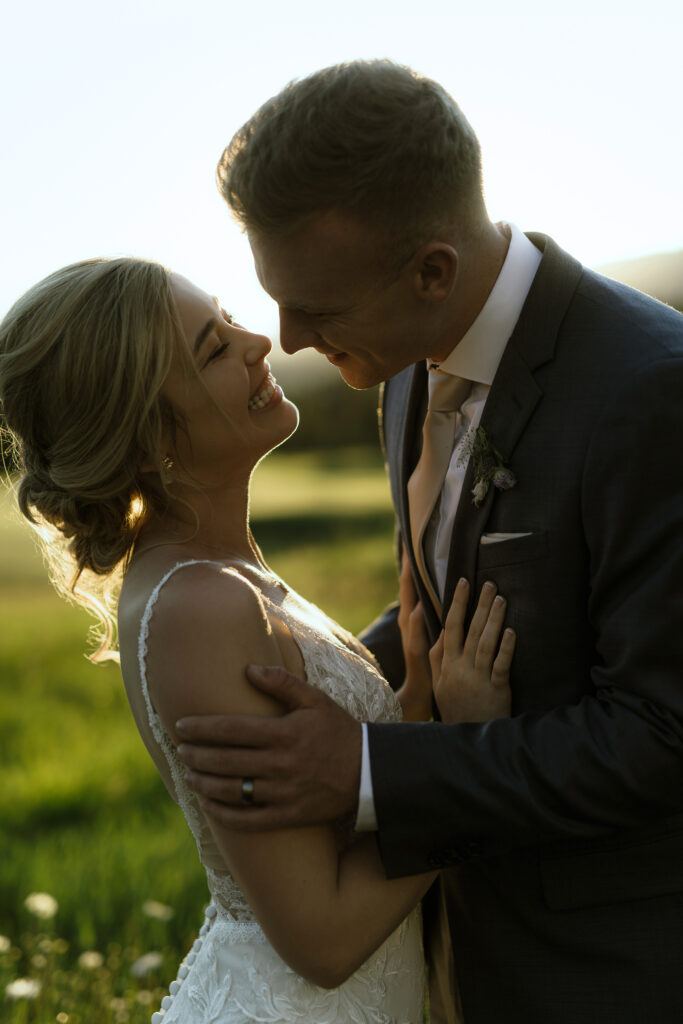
left=193, top=317, right=218, bottom=356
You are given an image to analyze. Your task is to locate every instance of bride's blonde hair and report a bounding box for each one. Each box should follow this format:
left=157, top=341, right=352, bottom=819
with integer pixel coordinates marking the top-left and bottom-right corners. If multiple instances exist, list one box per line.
left=0, top=257, right=182, bottom=660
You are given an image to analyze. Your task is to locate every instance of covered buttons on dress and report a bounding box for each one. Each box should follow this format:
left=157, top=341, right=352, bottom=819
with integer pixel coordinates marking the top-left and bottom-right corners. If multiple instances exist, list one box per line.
left=150, top=903, right=216, bottom=1023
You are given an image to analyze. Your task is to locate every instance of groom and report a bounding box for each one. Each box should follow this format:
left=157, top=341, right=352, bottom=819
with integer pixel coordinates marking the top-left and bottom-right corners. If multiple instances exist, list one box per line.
left=177, top=62, right=683, bottom=1022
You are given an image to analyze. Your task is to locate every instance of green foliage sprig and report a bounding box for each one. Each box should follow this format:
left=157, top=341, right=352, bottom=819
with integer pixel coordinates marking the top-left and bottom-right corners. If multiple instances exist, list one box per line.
left=457, top=426, right=516, bottom=507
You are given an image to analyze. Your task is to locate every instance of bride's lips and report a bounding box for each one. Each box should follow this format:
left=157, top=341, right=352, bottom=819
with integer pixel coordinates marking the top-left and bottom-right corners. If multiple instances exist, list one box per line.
left=248, top=371, right=283, bottom=411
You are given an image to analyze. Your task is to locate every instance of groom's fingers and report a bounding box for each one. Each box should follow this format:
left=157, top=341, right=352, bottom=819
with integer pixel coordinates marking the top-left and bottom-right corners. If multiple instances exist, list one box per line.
left=184, top=769, right=284, bottom=808
left=185, top=768, right=357, bottom=831
left=198, top=795, right=305, bottom=832
left=177, top=737, right=282, bottom=775
left=176, top=712, right=286, bottom=748
left=244, top=665, right=321, bottom=710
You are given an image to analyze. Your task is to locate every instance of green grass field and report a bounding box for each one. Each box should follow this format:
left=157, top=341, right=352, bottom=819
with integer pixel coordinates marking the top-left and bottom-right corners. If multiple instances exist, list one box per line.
left=0, top=448, right=398, bottom=1022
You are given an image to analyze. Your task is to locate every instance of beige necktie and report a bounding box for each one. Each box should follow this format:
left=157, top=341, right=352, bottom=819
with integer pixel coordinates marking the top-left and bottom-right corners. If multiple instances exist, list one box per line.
left=407, top=370, right=471, bottom=610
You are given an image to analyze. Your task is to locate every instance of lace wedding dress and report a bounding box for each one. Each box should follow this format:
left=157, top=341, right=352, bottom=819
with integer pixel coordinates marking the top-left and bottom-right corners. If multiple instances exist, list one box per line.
left=131, top=560, right=425, bottom=1024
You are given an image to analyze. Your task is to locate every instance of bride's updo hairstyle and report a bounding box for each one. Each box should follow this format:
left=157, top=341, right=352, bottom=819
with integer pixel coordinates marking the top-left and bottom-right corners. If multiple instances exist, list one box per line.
left=0, top=257, right=182, bottom=659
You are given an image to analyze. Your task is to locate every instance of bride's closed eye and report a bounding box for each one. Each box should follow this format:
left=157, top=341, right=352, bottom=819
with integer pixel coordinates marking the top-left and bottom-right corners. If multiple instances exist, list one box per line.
left=204, top=342, right=229, bottom=367
left=202, top=310, right=236, bottom=367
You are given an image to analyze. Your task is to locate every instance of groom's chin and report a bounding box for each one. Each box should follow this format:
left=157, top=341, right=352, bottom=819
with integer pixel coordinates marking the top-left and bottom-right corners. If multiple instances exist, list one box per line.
left=336, top=363, right=385, bottom=391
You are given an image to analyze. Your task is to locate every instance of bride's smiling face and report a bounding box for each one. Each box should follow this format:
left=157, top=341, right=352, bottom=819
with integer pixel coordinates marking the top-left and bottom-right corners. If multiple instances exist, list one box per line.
left=163, top=274, right=298, bottom=478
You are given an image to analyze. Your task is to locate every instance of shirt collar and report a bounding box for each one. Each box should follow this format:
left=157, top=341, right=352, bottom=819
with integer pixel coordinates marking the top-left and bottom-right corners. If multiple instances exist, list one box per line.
left=435, top=223, right=542, bottom=386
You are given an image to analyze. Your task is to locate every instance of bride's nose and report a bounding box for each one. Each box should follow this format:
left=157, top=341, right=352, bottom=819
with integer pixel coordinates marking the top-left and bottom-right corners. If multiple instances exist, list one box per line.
left=244, top=332, right=272, bottom=363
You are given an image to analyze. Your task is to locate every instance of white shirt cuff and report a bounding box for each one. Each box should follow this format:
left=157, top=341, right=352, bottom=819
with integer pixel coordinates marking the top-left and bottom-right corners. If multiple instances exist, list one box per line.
left=354, top=722, right=378, bottom=831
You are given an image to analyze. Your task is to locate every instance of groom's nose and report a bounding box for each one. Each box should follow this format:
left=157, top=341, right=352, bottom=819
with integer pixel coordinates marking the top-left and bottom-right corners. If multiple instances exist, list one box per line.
left=278, top=307, right=320, bottom=355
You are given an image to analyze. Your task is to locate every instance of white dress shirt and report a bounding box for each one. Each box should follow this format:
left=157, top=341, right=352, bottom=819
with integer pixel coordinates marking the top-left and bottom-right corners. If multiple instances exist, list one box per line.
left=356, top=223, right=542, bottom=831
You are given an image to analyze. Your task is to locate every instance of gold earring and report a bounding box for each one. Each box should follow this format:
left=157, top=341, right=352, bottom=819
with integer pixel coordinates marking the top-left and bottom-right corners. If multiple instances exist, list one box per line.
left=161, top=455, right=175, bottom=483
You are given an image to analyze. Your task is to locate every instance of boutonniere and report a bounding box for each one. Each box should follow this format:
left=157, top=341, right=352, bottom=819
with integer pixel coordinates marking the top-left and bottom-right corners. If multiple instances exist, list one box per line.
left=457, top=426, right=517, bottom=507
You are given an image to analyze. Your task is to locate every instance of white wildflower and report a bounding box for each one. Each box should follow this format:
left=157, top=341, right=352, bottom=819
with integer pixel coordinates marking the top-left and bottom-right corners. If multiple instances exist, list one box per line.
left=142, top=900, right=174, bottom=922
left=78, top=950, right=104, bottom=970
left=0, top=935, right=11, bottom=953
left=24, top=892, right=58, bottom=919
left=6, top=977, right=41, bottom=1000
left=130, top=951, right=163, bottom=977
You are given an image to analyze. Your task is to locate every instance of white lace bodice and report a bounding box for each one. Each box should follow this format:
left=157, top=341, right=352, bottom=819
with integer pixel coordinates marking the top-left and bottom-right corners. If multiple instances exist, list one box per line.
left=134, top=560, right=425, bottom=1024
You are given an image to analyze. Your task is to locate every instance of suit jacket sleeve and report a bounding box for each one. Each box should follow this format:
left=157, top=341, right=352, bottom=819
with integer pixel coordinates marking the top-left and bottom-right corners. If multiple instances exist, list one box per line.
left=370, top=356, right=683, bottom=876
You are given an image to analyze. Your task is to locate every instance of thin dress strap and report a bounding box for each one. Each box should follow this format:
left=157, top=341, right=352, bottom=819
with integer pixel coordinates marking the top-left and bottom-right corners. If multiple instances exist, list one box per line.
left=136, top=559, right=225, bottom=835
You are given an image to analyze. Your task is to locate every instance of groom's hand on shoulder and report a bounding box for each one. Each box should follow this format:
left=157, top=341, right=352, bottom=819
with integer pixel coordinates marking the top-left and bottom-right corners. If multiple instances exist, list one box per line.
left=175, top=666, right=363, bottom=831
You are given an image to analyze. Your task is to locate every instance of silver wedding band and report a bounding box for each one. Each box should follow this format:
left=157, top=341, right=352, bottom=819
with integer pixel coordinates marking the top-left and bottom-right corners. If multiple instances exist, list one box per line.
left=241, top=777, right=255, bottom=806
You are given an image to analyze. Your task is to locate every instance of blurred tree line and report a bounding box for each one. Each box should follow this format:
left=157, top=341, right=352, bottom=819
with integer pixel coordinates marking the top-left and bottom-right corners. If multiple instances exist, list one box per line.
left=276, top=364, right=382, bottom=451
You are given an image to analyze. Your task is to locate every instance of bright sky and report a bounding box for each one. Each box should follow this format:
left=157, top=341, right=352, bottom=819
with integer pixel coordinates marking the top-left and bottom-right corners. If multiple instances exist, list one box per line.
left=1, top=0, right=681, bottom=343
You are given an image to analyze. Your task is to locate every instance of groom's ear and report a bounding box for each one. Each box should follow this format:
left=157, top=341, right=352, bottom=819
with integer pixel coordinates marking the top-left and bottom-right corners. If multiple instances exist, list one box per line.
left=411, top=243, right=458, bottom=304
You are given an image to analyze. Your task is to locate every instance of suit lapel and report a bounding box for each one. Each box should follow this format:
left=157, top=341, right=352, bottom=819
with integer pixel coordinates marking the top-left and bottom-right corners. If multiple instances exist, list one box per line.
left=383, top=361, right=424, bottom=520
left=397, top=362, right=427, bottom=540
left=442, top=348, right=542, bottom=611
left=442, top=234, right=585, bottom=614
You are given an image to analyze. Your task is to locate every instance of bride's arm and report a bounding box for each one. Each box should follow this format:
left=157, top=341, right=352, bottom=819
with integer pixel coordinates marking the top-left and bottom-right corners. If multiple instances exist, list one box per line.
left=145, top=563, right=435, bottom=989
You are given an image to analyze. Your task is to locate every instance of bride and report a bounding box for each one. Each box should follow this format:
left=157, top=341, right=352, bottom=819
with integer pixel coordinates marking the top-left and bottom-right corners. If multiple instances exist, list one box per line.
left=0, top=257, right=513, bottom=1023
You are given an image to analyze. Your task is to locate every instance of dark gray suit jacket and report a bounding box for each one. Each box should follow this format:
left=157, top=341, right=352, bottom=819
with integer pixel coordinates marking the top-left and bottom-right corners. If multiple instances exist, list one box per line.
left=360, top=235, right=683, bottom=1023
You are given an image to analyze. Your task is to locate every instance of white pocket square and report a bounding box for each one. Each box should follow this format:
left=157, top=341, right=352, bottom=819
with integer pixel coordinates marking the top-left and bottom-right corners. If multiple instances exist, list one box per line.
left=480, top=532, right=533, bottom=545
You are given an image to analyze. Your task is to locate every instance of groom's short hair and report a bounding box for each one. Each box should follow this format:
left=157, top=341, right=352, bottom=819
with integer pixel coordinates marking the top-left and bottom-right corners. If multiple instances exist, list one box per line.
left=216, top=60, right=484, bottom=266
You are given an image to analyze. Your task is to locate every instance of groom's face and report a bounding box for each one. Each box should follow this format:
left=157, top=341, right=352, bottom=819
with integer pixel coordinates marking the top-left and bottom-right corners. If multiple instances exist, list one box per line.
left=249, top=211, right=436, bottom=390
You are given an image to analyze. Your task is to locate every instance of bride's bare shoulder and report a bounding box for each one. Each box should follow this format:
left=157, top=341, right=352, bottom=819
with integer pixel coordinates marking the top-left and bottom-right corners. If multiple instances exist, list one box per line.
left=120, top=555, right=266, bottom=630
left=121, top=557, right=283, bottom=731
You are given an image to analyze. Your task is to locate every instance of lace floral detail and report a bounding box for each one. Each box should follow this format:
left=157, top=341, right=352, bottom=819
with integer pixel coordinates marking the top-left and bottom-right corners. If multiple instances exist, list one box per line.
left=137, top=561, right=424, bottom=1023
left=162, top=914, right=422, bottom=1024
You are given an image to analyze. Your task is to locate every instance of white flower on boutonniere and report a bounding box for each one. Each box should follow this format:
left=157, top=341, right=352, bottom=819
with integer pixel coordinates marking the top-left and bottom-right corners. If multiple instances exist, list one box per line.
left=457, top=426, right=517, bottom=507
